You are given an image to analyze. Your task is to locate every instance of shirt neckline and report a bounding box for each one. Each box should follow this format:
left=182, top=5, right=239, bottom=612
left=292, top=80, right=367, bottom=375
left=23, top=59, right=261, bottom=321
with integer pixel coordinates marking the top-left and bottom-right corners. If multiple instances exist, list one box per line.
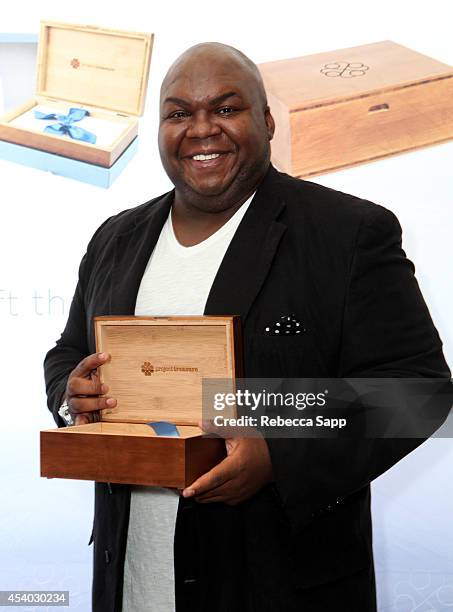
left=165, top=192, right=255, bottom=256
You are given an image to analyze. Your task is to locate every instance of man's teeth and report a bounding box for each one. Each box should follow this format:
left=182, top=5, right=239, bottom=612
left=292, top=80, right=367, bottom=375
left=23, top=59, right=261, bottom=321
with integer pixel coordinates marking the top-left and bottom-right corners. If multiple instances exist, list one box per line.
left=192, top=153, right=221, bottom=161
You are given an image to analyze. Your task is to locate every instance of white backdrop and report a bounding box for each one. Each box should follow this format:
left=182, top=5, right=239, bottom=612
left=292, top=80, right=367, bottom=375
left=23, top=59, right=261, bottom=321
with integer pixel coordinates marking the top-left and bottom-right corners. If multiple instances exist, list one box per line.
left=0, top=1, right=452, bottom=610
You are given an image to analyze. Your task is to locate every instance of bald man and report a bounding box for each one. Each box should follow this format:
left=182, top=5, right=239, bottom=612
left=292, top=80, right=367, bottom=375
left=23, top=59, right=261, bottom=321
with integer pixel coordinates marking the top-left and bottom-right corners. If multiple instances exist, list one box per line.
left=44, top=42, right=451, bottom=612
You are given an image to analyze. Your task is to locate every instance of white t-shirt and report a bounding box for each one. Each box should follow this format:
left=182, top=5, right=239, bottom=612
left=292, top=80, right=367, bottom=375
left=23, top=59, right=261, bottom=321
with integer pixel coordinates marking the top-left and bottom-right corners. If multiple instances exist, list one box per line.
left=122, top=194, right=253, bottom=611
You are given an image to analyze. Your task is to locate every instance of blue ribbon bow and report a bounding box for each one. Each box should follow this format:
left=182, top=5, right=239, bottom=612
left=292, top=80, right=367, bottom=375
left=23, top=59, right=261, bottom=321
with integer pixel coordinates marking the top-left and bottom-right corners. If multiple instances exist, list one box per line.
left=34, top=107, right=97, bottom=144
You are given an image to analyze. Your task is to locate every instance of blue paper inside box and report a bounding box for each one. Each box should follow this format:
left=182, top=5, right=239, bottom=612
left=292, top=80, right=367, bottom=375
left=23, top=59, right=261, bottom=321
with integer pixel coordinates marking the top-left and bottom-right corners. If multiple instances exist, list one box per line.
left=0, top=21, right=153, bottom=187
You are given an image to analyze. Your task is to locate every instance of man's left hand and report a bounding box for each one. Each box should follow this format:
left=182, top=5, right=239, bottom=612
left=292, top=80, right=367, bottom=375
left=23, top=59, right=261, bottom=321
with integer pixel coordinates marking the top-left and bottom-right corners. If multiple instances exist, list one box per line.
left=182, top=425, right=273, bottom=505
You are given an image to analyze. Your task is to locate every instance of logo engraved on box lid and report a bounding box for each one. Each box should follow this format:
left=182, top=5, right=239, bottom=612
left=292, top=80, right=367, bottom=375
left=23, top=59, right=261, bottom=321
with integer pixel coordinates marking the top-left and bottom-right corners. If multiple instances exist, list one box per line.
left=321, top=62, right=369, bottom=78
left=141, top=361, right=199, bottom=376
left=141, top=361, right=154, bottom=376
left=69, top=57, right=115, bottom=72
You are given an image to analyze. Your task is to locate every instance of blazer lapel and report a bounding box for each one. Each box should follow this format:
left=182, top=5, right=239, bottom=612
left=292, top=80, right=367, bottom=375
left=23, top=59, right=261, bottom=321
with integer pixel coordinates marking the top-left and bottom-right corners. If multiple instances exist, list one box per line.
left=109, top=191, right=174, bottom=314
left=204, top=165, right=287, bottom=322
left=108, top=165, right=287, bottom=321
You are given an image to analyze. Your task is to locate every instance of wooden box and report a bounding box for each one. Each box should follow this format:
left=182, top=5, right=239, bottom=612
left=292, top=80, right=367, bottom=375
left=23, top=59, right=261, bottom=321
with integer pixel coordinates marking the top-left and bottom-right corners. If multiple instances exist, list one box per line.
left=259, top=41, right=453, bottom=177
left=41, top=316, right=241, bottom=488
left=0, top=21, right=153, bottom=167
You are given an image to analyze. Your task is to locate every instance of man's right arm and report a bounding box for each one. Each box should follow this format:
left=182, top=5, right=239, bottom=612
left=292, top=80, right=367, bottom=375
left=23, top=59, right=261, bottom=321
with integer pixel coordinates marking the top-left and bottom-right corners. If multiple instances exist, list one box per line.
left=44, top=216, right=115, bottom=427
left=44, top=253, right=91, bottom=427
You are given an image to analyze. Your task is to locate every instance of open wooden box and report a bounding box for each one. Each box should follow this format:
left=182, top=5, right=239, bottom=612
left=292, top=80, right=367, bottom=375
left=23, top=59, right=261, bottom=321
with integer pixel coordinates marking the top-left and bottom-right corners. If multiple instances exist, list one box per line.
left=259, top=41, right=453, bottom=177
left=41, top=316, right=242, bottom=488
left=0, top=21, right=153, bottom=167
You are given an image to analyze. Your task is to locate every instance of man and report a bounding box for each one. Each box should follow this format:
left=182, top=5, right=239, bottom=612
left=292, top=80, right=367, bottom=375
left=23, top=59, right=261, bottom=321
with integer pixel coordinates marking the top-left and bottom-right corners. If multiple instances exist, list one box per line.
left=44, top=43, right=451, bottom=611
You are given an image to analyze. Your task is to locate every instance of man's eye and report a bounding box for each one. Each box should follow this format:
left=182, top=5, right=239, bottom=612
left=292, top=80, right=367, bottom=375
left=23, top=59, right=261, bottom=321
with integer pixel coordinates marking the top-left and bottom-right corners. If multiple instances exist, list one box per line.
left=217, top=107, right=236, bottom=115
left=168, top=110, right=190, bottom=119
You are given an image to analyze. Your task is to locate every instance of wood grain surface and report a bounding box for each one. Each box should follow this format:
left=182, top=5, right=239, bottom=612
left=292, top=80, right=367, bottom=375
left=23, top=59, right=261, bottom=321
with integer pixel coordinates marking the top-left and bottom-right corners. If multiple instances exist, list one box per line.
left=40, top=316, right=240, bottom=487
left=37, top=21, right=153, bottom=116
left=259, top=41, right=453, bottom=176
left=0, top=21, right=153, bottom=166
left=95, top=316, right=238, bottom=425
left=40, top=426, right=226, bottom=487
left=0, top=98, right=138, bottom=167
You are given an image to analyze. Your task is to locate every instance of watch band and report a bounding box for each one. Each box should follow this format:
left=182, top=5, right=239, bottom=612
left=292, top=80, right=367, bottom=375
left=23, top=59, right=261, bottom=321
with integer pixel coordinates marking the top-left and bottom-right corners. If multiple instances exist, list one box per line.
left=58, top=401, right=74, bottom=426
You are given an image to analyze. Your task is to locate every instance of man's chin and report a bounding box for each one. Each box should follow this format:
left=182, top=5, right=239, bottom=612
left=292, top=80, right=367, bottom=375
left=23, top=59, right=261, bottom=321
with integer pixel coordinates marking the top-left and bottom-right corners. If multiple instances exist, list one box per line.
left=184, top=178, right=234, bottom=199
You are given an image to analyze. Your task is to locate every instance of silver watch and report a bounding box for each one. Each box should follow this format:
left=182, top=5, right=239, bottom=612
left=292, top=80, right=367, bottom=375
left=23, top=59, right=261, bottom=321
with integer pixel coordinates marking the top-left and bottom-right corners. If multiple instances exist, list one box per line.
left=58, top=401, right=74, bottom=426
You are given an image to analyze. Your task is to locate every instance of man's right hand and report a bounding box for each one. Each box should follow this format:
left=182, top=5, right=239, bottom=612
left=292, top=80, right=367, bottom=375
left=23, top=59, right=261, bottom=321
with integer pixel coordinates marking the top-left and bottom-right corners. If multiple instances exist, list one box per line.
left=64, top=352, right=117, bottom=425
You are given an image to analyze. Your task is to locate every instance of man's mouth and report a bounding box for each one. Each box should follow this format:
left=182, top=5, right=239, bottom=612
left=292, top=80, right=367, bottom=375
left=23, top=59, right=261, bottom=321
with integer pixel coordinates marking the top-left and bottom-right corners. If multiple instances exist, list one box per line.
left=182, top=151, right=234, bottom=171
left=192, top=153, right=221, bottom=161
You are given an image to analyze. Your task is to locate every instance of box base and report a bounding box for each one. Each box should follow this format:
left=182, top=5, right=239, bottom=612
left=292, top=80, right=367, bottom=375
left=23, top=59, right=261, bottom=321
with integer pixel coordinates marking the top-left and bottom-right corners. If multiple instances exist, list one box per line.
left=0, top=135, right=138, bottom=188
left=40, top=422, right=226, bottom=488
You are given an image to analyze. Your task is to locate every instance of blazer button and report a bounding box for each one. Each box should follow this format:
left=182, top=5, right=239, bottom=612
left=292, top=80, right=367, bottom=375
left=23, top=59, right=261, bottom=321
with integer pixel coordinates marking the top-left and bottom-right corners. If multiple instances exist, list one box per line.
left=107, top=483, right=113, bottom=495
left=104, top=550, right=111, bottom=564
left=183, top=578, right=197, bottom=585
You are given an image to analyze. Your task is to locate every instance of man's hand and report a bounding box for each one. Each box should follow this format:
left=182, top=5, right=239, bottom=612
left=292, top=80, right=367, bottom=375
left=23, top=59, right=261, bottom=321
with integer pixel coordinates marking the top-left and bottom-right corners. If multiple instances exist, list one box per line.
left=182, top=423, right=273, bottom=505
left=65, top=352, right=117, bottom=425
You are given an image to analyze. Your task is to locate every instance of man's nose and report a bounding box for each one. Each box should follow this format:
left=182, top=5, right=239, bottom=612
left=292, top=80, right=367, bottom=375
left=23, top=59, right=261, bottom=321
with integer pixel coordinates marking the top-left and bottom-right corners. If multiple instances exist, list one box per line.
left=186, top=110, right=221, bottom=139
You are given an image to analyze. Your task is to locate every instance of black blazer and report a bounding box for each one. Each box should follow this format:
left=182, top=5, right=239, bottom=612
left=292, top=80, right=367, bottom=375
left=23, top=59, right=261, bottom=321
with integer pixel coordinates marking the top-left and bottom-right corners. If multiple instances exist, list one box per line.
left=44, top=165, right=452, bottom=612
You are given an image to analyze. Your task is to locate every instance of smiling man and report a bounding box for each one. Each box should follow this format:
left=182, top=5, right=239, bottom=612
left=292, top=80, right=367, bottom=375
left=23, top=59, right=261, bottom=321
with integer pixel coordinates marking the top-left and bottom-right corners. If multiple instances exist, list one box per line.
left=44, top=42, right=451, bottom=612
left=158, top=43, right=274, bottom=242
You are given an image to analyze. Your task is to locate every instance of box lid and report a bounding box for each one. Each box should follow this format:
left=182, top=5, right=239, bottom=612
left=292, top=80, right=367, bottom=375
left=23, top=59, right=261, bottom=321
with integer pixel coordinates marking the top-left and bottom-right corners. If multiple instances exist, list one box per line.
left=36, top=21, right=153, bottom=116
left=95, top=316, right=241, bottom=426
left=259, top=41, right=453, bottom=111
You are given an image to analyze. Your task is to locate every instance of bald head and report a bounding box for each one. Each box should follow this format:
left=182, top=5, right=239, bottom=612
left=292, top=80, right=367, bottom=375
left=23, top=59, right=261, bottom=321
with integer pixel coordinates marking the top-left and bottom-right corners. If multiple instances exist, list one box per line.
left=158, top=41, right=275, bottom=211
left=160, top=42, right=268, bottom=108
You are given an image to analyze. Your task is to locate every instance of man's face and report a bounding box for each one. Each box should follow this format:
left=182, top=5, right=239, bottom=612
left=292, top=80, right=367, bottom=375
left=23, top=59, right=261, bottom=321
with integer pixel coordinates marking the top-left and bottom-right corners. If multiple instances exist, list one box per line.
left=158, top=53, right=274, bottom=206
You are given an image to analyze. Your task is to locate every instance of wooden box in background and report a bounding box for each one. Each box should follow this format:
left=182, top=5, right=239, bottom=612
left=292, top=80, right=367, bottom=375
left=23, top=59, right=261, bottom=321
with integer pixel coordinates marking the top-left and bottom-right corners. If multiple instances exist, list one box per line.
left=0, top=21, right=153, bottom=167
left=41, top=316, right=242, bottom=488
left=259, top=41, right=453, bottom=177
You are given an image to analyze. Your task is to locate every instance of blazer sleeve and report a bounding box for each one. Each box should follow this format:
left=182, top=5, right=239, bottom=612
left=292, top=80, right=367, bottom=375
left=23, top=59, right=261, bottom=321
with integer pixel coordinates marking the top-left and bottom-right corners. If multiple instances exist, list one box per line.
left=43, top=255, right=90, bottom=427
left=43, top=218, right=112, bottom=427
left=266, top=206, right=453, bottom=534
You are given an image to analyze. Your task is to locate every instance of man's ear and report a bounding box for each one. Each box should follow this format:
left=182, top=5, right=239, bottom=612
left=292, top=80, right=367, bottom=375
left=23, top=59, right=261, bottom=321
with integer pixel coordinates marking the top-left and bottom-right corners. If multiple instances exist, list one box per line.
left=265, top=106, right=275, bottom=141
